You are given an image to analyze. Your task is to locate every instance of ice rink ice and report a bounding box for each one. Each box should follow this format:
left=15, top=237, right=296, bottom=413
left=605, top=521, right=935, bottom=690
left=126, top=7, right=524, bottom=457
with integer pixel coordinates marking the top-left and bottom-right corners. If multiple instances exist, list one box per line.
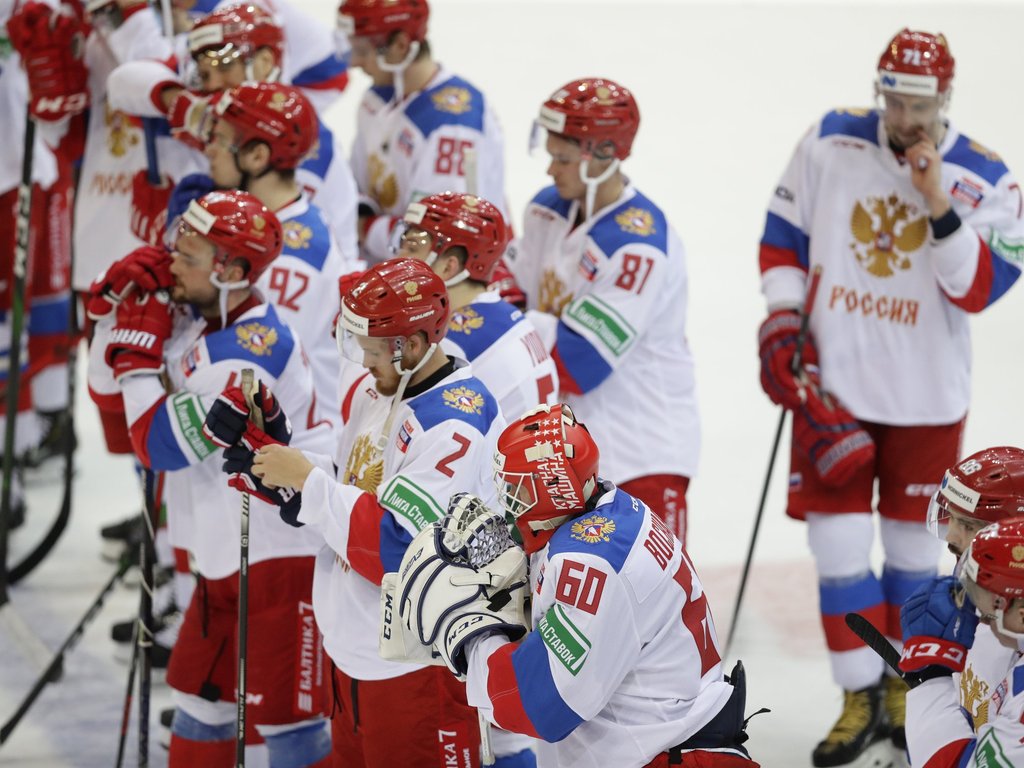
left=3, top=1, right=1024, bottom=765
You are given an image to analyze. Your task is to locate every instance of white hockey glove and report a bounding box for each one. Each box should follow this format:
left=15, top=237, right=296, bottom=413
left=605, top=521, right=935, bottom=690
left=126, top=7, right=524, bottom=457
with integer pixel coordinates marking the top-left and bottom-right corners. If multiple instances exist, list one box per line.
left=379, top=571, right=446, bottom=666
left=391, top=494, right=530, bottom=678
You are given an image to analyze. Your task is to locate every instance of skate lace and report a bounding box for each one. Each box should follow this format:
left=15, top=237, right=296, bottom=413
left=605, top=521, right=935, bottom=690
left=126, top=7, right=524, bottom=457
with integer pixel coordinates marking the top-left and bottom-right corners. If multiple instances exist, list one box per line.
left=824, top=690, right=873, bottom=745
left=883, top=675, right=908, bottom=728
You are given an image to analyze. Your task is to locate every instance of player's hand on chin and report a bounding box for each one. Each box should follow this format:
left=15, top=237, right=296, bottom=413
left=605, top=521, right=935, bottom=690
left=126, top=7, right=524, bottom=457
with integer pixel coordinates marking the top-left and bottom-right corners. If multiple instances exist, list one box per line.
left=252, top=444, right=314, bottom=490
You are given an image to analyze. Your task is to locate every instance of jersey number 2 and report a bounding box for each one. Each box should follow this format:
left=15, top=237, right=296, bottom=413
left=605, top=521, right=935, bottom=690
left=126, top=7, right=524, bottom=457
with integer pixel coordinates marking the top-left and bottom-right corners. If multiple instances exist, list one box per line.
left=435, top=433, right=471, bottom=477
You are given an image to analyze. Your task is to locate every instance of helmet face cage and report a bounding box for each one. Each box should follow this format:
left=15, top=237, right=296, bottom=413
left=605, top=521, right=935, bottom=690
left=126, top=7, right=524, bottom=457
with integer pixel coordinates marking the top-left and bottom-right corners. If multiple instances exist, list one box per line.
left=493, top=468, right=539, bottom=521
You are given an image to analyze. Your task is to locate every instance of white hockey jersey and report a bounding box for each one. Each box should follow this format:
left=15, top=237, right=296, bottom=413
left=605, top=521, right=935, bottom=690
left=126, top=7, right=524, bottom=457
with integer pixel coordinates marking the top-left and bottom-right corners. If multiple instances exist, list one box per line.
left=298, top=363, right=504, bottom=679
left=760, top=109, right=1024, bottom=425
left=255, top=195, right=345, bottom=428
left=441, top=290, right=558, bottom=422
left=465, top=485, right=733, bottom=768
left=118, top=300, right=333, bottom=579
left=907, top=649, right=1024, bottom=767
left=72, top=10, right=204, bottom=291
left=351, top=66, right=506, bottom=262
left=955, top=625, right=1019, bottom=732
left=510, top=184, right=700, bottom=484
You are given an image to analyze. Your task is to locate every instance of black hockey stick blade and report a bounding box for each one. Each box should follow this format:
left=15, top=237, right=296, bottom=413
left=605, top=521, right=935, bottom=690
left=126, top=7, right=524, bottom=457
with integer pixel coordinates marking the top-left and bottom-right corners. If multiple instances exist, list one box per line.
left=844, top=612, right=918, bottom=687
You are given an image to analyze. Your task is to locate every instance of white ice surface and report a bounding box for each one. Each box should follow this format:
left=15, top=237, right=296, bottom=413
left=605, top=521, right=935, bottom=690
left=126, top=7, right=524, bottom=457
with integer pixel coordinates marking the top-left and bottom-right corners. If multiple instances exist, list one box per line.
left=4, top=2, right=1024, bottom=766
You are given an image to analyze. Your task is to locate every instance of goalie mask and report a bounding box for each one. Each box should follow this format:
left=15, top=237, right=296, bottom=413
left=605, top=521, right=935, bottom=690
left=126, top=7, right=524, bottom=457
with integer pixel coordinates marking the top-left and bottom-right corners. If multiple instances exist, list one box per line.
left=401, top=192, right=511, bottom=286
left=494, top=403, right=600, bottom=553
left=927, top=447, right=1024, bottom=541
left=960, top=517, right=1024, bottom=642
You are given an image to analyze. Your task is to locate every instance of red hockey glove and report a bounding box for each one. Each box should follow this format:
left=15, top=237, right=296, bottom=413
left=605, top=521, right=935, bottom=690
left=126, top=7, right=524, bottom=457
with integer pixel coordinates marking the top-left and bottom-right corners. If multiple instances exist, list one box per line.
left=86, top=246, right=174, bottom=320
left=167, top=90, right=217, bottom=151
left=202, top=381, right=292, bottom=449
left=792, top=384, right=875, bottom=487
left=105, top=290, right=174, bottom=380
left=130, top=170, right=172, bottom=247
left=488, top=257, right=526, bottom=309
left=6, top=1, right=89, bottom=120
left=757, top=309, right=819, bottom=410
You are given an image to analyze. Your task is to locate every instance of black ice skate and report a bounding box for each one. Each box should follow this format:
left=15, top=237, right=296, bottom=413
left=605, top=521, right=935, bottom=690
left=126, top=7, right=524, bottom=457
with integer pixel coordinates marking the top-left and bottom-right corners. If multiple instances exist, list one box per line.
left=812, top=681, right=889, bottom=767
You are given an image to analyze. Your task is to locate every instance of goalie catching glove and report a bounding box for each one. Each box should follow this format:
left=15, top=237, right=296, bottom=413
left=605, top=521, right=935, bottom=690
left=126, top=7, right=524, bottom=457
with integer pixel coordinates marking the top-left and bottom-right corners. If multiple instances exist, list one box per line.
left=382, top=493, right=531, bottom=677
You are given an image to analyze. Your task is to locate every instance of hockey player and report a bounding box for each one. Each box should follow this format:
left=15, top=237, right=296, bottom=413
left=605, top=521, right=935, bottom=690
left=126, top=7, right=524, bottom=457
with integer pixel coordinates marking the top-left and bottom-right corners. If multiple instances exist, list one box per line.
left=204, top=80, right=350, bottom=428
left=925, top=447, right=1024, bottom=734
left=210, top=258, right=522, bottom=766
left=397, top=191, right=558, bottom=419
left=508, top=78, right=699, bottom=544
left=756, top=29, right=1024, bottom=767
left=107, top=2, right=359, bottom=259
left=898, top=518, right=1024, bottom=766
left=337, top=0, right=506, bottom=263
left=99, top=189, right=333, bottom=767
left=390, top=403, right=759, bottom=768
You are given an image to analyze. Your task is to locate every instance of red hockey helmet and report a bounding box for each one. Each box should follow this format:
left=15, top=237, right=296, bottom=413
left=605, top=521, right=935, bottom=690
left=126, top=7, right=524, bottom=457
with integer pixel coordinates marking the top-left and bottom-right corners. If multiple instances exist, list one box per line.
left=877, top=29, right=955, bottom=96
left=929, top=447, right=1024, bottom=534
left=189, top=3, right=284, bottom=67
left=337, top=0, right=429, bottom=46
left=536, top=78, right=640, bottom=161
left=214, top=82, right=318, bottom=170
left=494, top=403, right=600, bottom=553
left=403, top=192, right=510, bottom=283
left=339, top=258, right=449, bottom=344
left=962, top=518, right=1024, bottom=603
left=178, top=190, right=283, bottom=282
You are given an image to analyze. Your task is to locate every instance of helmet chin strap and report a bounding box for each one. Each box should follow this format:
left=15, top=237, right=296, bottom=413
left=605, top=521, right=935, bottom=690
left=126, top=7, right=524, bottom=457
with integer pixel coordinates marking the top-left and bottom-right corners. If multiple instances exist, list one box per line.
left=209, top=271, right=248, bottom=328
left=423, top=251, right=469, bottom=288
left=578, top=156, right=620, bottom=221
left=376, top=338, right=438, bottom=450
left=245, top=57, right=281, bottom=84
left=377, top=41, right=420, bottom=104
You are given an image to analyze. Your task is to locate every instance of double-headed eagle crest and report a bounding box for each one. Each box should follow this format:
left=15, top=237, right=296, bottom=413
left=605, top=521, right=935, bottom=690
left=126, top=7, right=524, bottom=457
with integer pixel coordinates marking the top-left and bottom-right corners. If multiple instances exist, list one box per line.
left=850, top=194, right=927, bottom=277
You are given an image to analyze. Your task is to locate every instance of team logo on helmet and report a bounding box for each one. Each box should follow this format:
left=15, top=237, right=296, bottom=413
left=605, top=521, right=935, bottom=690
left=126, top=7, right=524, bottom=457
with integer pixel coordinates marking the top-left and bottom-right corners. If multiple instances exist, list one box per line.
left=615, top=207, right=656, bottom=237
left=850, top=194, right=928, bottom=277
left=431, top=86, right=472, bottom=115
left=570, top=515, right=616, bottom=544
left=251, top=215, right=267, bottom=235
left=403, top=281, right=422, bottom=302
left=448, top=308, right=485, bottom=335
left=283, top=222, right=313, bottom=251
left=268, top=91, right=288, bottom=112
left=442, top=386, right=484, bottom=415
left=236, top=322, right=278, bottom=356
left=1014, top=545, right=1024, bottom=563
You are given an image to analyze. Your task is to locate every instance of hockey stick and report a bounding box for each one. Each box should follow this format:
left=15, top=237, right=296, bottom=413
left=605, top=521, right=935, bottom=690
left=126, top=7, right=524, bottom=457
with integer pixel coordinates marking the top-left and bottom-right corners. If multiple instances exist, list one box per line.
left=115, top=619, right=141, bottom=768
left=0, top=107, right=53, bottom=677
left=725, top=264, right=823, bottom=658
left=136, top=469, right=159, bottom=767
left=0, top=551, right=133, bottom=745
left=843, top=612, right=917, bottom=687
left=236, top=368, right=261, bottom=768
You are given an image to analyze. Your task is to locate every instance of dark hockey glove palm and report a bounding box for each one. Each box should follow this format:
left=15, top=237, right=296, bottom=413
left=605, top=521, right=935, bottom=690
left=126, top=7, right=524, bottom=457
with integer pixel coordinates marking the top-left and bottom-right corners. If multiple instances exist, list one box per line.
left=202, top=380, right=291, bottom=449
left=899, top=576, right=978, bottom=679
left=222, top=430, right=303, bottom=526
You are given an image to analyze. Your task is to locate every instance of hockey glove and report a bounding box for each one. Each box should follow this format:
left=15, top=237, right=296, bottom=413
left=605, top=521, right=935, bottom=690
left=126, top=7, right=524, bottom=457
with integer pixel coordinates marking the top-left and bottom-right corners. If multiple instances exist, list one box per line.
left=167, top=90, right=217, bottom=151
left=757, top=309, right=819, bottom=410
left=395, top=523, right=529, bottom=678
left=379, top=571, right=446, bottom=666
left=87, top=246, right=174, bottom=321
left=131, top=170, right=172, bottom=247
left=792, top=384, right=875, bottom=487
left=202, top=381, right=291, bottom=449
left=899, top=576, right=978, bottom=679
left=488, top=257, right=526, bottom=310
left=105, top=290, right=174, bottom=380
left=221, top=432, right=302, bottom=525
left=6, top=1, right=89, bottom=120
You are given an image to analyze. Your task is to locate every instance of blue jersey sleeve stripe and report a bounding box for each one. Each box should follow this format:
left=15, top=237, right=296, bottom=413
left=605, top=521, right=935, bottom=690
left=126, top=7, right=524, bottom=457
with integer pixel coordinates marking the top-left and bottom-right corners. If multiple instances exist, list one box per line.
left=299, top=121, right=334, bottom=180
left=447, top=302, right=520, bottom=361
left=145, top=405, right=192, bottom=471
left=511, top=631, right=585, bottom=741
left=379, top=514, right=413, bottom=574
left=761, top=212, right=810, bottom=269
left=987, top=252, right=1022, bottom=306
left=404, top=77, right=485, bottom=137
left=530, top=185, right=573, bottom=219
left=205, top=307, right=296, bottom=379
left=282, top=211, right=332, bottom=271
left=27, top=295, right=71, bottom=335
left=588, top=192, right=669, bottom=255
left=819, top=110, right=880, bottom=145
left=555, top=323, right=613, bottom=393
left=819, top=573, right=885, bottom=615
left=291, top=52, right=349, bottom=87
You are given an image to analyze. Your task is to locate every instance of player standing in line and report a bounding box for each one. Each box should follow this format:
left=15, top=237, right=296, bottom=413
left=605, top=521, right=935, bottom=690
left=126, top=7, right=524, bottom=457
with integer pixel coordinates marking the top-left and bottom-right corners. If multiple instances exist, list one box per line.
left=337, top=0, right=507, bottom=264
left=94, top=190, right=333, bottom=767
left=507, top=78, right=698, bottom=545
left=756, top=29, right=1024, bottom=766
left=924, top=447, right=1024, bottom=738
left=106, top=3, right=359, bottom=259
left=212, top=259, right=539, bottom=766
left=898, top=517, right=1024, bottom=766
left=390, top=403, right=759, bottom=768
left=396, top=191, right=558, bottom=419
